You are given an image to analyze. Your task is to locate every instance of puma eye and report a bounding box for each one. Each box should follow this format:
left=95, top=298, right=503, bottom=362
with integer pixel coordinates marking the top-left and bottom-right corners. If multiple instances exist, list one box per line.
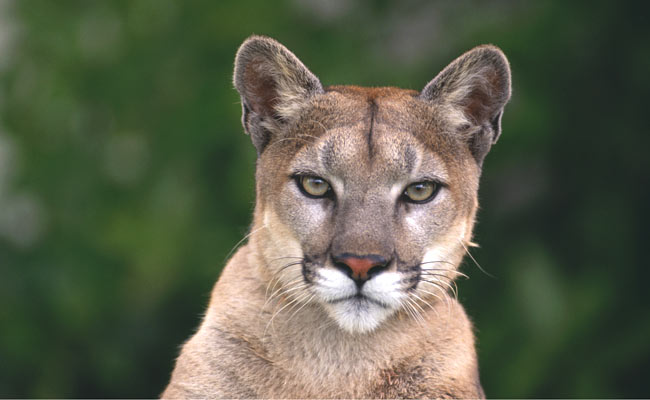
left=297, top=176, right=332, bottom=198
left=403, top=181, right=439, bottom=204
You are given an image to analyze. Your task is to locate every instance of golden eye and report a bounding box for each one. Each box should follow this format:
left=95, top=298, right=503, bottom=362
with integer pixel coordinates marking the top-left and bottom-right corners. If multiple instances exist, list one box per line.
left=403, top=181, right=438, bottom=203
left=299, top=176, right=331, bottom=198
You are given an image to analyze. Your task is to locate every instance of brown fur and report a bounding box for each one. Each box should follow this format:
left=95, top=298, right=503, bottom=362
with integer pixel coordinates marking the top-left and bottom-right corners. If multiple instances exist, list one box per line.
left=163, top=36, right=510, bottom=399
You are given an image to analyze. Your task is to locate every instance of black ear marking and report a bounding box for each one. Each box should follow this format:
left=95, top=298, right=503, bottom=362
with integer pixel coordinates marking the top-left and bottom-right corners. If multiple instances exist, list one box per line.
left=420, top=45, right=511, bottom=164
left=233, top=35, right=323, bottom=154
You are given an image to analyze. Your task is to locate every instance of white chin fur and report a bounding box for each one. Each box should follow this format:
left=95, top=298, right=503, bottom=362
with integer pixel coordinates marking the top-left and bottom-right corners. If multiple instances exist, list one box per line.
left=324, top=299, right=396, bottom=333
left=313, top=268, right=404, bottom=333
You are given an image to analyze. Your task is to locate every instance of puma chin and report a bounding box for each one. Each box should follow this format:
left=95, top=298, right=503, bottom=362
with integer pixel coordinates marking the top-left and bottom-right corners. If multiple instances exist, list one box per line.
left=163, top=35, right=511, bottom=399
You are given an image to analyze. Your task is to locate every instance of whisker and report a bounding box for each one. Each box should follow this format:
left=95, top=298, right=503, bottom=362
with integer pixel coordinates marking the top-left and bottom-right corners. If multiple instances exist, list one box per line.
left=268, top=256, right=305, bottom=263
left=264, top=276, right=280, bottom=305
left=416, top=285, right=445, bottom=303
left=405, top=298, right=426, bottom=326
left=408, top=296, right=427, bottom=316
left=264, top=278, right=306, bottom=310
left=409, top=291, right=440, bottom=321
left=419, top=276, right=458, bottom=299
left=286, top=293, right=315, bottom=324
left=420, top=269, right=469, bottom=279
left=402, top=299, right=420, bottom=326
left=418, top=283, right=452, bottom=314
left=282, top=291, right=312, bottom=318
left=265, top=277, right=286, bottom=305
left=224, top=225, right=266, bottom=261
left=408, top=292, right=432, bottom=318
left=264, top=289, right=309, bottom=337
left=418, top=272, right=459, bottom=281
left=264, top=261, right=304, bottom=302
left=420, top=279, right=456, bottom=301
left=419, top=260, right=456, bottom=267
left=459, top=239, right=495, bottom=278
left=267, top=275, right=302, bottom=298
left=277, top=261, right=303, bottom=273
left=267, top=279, right=307, bottom=302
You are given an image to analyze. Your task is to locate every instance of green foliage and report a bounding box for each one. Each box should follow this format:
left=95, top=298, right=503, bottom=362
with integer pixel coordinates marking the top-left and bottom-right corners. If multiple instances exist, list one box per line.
left=1, top=0, right=649, bottom=397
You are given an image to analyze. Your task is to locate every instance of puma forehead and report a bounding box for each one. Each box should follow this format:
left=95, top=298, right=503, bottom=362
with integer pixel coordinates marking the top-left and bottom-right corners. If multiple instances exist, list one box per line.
left=259, top=92, right=469, bottom=192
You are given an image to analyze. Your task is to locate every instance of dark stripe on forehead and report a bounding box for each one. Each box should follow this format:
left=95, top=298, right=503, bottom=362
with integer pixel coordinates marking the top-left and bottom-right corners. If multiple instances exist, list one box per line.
left=367, top=100, right=377, bottom=160
left=319, top=102, right=375, bottom=171
left=403, top=145, right=417, bottom=174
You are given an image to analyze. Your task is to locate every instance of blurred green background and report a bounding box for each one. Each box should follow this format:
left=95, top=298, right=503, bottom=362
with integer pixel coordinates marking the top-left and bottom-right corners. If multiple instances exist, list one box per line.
left=1, top=0, right=649, bottom=397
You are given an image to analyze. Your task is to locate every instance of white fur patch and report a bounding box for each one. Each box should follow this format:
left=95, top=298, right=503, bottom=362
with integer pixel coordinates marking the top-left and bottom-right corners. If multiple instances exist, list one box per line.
left=323, top=299, right=394, bottom=334
left=312, top=268, right=405, bottom=334
left=312, top=268, right=357, bottom=301
left=362, top=272, right=406, bottom=308
left=390, top=181, right=406, bottom=200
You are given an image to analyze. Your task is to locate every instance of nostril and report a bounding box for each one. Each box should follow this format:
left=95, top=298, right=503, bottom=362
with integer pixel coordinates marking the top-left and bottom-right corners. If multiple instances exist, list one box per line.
left=331, top=253, right=390, bottom=283
left=332, top=259, right=354, bottom=278
left=367, top=262, right=389, bottom=279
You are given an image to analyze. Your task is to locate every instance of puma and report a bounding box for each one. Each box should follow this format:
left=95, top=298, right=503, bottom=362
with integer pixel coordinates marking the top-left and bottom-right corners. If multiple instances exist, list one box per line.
left=163, top=35, right=511, bottom=399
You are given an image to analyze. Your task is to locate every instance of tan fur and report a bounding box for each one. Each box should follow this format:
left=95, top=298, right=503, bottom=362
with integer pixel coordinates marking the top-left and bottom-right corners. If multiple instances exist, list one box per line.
left=163, top=36, right=510, bottom=399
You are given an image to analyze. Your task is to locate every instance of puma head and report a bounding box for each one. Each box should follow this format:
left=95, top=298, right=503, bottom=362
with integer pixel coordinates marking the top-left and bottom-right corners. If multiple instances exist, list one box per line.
left=233, top=36, right=510, bottom=333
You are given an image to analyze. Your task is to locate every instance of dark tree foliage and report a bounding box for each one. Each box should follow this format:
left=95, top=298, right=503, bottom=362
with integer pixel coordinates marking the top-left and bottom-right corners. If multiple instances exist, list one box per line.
left=0, top=0, right=649, bottom=397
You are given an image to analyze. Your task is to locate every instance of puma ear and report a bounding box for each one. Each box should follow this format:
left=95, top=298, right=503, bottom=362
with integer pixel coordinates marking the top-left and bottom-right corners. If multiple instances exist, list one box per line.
left=420, top=45, right=511, bottom=164
left=233, top=36, right=324, bottom=154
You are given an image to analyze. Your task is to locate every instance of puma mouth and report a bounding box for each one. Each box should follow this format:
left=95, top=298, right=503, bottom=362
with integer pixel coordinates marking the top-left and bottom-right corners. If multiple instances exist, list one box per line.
left=326, top=293, right=391, bottom=309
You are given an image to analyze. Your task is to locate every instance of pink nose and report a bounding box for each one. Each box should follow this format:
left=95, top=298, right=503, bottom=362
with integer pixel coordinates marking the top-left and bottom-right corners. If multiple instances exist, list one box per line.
left=341, top=257, right=375, bottom=280
left=334, top=254, right=388, bottom=281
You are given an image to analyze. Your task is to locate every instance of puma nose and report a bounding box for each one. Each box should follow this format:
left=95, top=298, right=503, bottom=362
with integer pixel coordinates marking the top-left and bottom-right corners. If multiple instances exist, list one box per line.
left=332, top=253, right=390, bottom=286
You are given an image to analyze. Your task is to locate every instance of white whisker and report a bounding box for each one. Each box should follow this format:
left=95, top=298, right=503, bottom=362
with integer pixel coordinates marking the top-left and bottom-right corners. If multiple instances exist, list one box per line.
left=264, top=288, right=309, bottom=337
left=417, top=283, right=451, bottom=315
left=459, top=239, right=494, bottom=278
left=409, top=291, right=438, bottom=317
left=420, top=275, right=458, bottom=300
left=286, top=293, right=315, bottom=323
left=224, top=225, right=266, bottom=261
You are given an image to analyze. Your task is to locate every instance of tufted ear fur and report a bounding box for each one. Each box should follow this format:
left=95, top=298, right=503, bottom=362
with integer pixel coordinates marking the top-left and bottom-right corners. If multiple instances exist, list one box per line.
left=420, top=45, right=511, bottom=164
left=233, top=36, right=324, bottom=154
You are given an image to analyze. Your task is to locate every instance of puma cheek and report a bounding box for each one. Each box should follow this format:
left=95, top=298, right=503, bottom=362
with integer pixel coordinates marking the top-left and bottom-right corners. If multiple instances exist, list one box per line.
left=259, top=209, right=304, bottom=282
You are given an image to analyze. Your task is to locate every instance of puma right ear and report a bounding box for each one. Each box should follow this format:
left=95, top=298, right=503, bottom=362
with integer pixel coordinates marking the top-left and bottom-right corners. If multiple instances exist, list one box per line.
left=233, top=36, right=324, bottom=154
left=420, top=45, right=511, bottom=164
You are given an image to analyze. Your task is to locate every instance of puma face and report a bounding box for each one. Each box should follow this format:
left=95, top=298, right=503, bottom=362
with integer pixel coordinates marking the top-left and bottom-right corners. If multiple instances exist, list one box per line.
left=234, top=37, right=510, bottom=334
left=256, top=92, right=480, bottom=334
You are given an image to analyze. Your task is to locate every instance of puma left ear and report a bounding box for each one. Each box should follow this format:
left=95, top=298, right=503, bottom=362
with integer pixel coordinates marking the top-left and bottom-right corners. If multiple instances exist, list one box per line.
left=233, top=36, right=324, bottom=154
left=420, top=45, right=511, bottom=164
